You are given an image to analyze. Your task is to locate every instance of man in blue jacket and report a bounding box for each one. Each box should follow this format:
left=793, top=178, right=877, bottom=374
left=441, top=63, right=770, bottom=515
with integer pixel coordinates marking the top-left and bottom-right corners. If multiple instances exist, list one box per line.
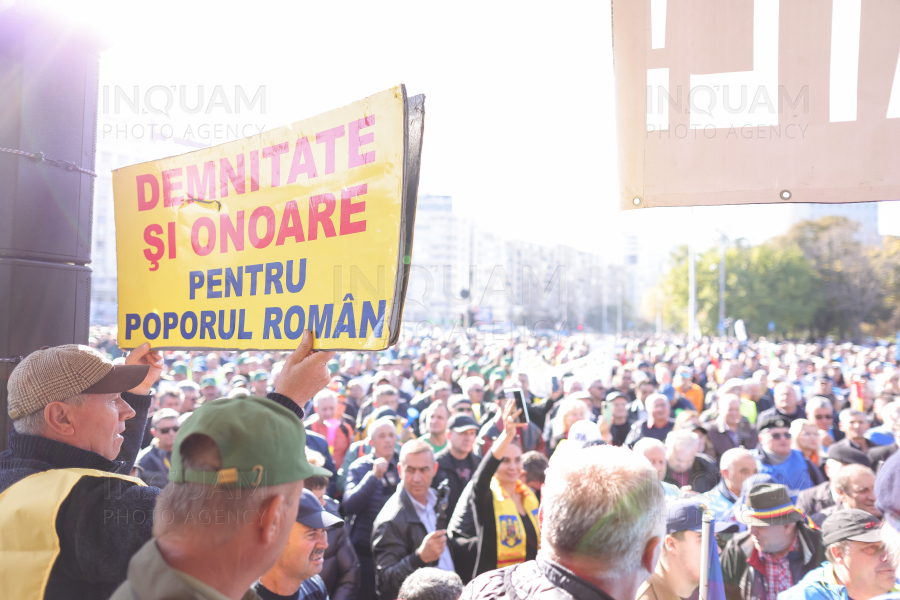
left=755, top=415, right=824, bottom=498
left=777, top=510, right=898, bottom=600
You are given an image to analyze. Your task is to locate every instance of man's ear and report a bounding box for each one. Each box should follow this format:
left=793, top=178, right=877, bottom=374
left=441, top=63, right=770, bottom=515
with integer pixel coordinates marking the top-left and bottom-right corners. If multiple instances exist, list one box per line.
left=641, top=535, right=662, bottom=575
left=259, top=493, right=285, bottom=545
left=43, top=402, right=76, bottom=437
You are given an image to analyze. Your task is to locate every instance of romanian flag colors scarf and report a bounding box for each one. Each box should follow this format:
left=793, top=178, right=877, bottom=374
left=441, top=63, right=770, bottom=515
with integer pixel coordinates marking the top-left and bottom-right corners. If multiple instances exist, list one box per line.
left=491, top=476, right=541, bottom=568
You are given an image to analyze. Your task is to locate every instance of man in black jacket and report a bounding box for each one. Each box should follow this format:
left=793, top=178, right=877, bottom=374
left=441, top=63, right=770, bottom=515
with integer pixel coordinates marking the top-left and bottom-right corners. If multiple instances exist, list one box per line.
left=796, top=444, right=870, bottom=516
left=434, top=414, right=481, bottom=519
left=372, top=439, right=456, bottom=600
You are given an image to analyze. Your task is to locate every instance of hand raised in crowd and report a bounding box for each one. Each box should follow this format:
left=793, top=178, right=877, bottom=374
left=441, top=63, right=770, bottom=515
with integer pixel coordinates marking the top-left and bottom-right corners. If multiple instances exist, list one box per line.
left=492, top=395, right=528, bottom=460
left=125, top=342, right=164, bottom=395
left=372, top=456, right=390, bottom=480
left=274, top=329, right=336, bottom=406
left=416, top=529, right=448, bottom=564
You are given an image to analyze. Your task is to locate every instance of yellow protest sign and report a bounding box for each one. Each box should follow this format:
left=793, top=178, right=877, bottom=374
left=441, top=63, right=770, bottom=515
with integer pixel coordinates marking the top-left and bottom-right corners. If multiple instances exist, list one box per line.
left=113, top=86, right=424, bottom=350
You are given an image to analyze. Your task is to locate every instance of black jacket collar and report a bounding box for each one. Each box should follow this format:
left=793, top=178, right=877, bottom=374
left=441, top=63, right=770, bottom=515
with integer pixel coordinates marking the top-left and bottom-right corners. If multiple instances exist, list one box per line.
left=536, top=555, right=618, bottom=600
left=5, top=429, right=127, bottom=473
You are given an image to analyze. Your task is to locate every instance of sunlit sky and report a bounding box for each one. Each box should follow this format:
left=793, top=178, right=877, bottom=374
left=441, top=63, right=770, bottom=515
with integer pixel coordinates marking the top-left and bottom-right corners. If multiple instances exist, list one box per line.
left=18, top=0, right=900, bottom=258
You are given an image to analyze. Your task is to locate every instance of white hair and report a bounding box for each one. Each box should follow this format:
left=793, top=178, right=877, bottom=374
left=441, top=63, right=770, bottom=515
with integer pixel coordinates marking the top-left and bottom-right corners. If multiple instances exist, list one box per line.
left=805, top=396, right=833, bottom=414
left=718, top=392, right=741, bottom=413
left=541, top=445, right=664, bottom=572
left=13, top=394, right=89, bottom=436
left=633, top=437, right=666, bottom=455
left=460, top=376, right=485, bottom=394
left=720, top=448, right=753, bottom=474
left=399, top=438, right=435, bottom=464
left=665, top=429, right=698, bottom=453
left=367, top=417, right=397, bottom=440
left=313, top=389, right=337, bottom=406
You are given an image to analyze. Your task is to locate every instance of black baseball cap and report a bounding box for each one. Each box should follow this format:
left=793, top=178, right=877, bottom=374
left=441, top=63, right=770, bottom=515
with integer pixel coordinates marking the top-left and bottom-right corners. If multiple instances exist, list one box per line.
left=821, top=509, right=882, bottom=546
left=296, top=489, right=343, bottom=530
left=826, top=444, right=872, bottom=468
left=757, top=415, right=791, bottom=432
left=448, top=414, right=479, bottom=432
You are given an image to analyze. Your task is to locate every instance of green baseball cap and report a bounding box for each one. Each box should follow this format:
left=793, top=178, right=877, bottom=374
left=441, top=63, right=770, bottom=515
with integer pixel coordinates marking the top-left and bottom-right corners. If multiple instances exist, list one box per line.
left=249, top=370, right=268, bottom=382
left=169, top=395, right=332, bottom=487
left=327, top=359, right=340, bottom=374
left=171, top=361, right=189, bottom=375
left=200, top=376, right=218, bottom=388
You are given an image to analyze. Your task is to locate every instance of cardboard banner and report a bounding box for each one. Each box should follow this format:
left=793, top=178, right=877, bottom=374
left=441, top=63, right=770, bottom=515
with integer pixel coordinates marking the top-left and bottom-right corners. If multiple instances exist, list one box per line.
left=113, top=86, right=424, bottom=350
left=613, top=0, right=900, bottom=210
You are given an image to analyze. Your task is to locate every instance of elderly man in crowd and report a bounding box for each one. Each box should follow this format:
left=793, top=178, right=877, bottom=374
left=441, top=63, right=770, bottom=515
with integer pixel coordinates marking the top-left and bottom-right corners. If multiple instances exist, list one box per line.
left=706, top=448, right=758, bottom=525
left=372, top=439, right=455, bottom=600
left=722, top=483, right=823, bottom=600
left=663, top=429, right=720, bottom=493
left=343, top=417, right=400, bottom=600
left=305, top=389, right=354, bottom=470
left=754, top=415, right=823, bottom=497
left=462, top=445, right=666, bottom=600
left=625, top=393, right=676, bottom=447
left=157, top=387, right=183, bottom=413
left=133, top=407, right=180, bottom=487
left=811, top=464, right=880, bottom=525
left=805, top=397, right=836, bottom=449
left=778, top=510, right=898, bottom=600
left=635, top=437, right=682, bottom=500
left=110, top=392, right=333, bottom=600
left=255, top=490, right=346, bottom=600
left=758, top=383, right=805, bottom=425
left=874, top=452, right=900, bottom=577
left=177, top=381, right=201, bottom=413
left=796, top=445, right=871, bottom=517
left=707, top=393, right=760, bottom=463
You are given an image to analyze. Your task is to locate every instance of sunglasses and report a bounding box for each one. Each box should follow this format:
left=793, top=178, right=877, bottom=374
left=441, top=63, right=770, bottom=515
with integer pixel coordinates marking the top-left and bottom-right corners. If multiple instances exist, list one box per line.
left=767, top=432, right=791, bottom=440
left=158, top=426, right=180, bottom=435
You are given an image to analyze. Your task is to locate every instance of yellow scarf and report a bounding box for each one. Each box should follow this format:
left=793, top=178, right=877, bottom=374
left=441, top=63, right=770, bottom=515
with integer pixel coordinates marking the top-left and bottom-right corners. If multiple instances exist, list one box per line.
left=491, top=476, right=540, bottom=569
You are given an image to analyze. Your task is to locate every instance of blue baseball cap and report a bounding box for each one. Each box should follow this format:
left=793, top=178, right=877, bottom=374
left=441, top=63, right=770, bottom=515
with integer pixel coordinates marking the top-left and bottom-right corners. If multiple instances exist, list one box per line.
left=666, top=498, right=731, bottom=534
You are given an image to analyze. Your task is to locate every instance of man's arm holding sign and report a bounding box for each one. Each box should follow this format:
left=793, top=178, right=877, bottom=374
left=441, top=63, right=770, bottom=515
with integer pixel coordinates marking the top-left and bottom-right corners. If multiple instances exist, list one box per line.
left=269, top=329, right=336, bottom=419
left=116, top=342, right=164, bottom=468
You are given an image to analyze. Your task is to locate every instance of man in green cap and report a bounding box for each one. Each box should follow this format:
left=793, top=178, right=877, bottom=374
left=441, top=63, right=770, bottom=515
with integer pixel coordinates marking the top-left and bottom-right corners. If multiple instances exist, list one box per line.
left=201, top=375, right=220, bottom=404
left=171, top=361, right=190, bottom=382
left=111, top=391, right=333, bottom=600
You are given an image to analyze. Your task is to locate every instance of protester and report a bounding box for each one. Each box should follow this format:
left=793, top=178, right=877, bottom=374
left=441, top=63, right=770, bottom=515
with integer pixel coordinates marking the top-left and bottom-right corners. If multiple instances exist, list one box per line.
left=634, top=437, right=682, bottom=500
left=664, top=429, right=720, bottom=493
left=706, top=448, right=758, bottom=524
left=303, top=451, right=360, bottom=600
left=754, top=415, right=823, bottom=497
left=421, top=401, right=451, bottom=454
left=833, top=409, right=871, bottom=453
left=637, top=498, right=709, bottom=600
left=461, top=445, right=665, bottom=600
left=805, top=396, right=836, bottom=449
left=110, top=393, right=333, bottom=600
left=372, top=439, right=455, bottom=600
left=706, top=393, right=760, bottom=463
left=778, top=510, right=898, bottom=600
left=343, top=417, right=401, bottom=600
left=456, top=400, right=538, bottom=579
left=133, top=407, right=179, bottom=487
left=306, top=389, right=354, bottom=470
left=605, top=391, right=633, bottom=446
left=0, top=343, right=160, bottom=598
left=157, top=387, right=183, bottom=413
left=519, top=450, right=549, bottom=500
left=434, top=413, right=481, bottom=520
left=255, top=490, right=346, bottom=600
left=625, top=393, right=676, bottom=447
left=873, top=452, right=900, bottom=574
left=397, top=568, right=464, bottom=600
left=722, top=483, right=823, bottom=600
left=812, top=464, right=880, bottom=524
left=796, top=445, right=871, bottom=517
left=546, top=396, right=591, bottom=455
left=758, top=383, right=805, bottom=425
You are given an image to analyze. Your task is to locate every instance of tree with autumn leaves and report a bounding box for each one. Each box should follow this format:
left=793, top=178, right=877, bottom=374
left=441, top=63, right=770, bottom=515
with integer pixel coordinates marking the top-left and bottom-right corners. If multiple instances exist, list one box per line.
left=657, top=217, right=900, bottom=341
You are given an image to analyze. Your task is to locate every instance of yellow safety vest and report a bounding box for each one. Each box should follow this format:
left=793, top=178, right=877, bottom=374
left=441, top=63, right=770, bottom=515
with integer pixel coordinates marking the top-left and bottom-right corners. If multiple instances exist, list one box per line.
left=0, top=468, right=146, bottom=599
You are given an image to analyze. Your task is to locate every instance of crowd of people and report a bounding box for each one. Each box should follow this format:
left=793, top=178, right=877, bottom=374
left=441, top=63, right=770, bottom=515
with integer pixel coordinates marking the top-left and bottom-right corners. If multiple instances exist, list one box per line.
left=2, top=325, right=900, bottom=600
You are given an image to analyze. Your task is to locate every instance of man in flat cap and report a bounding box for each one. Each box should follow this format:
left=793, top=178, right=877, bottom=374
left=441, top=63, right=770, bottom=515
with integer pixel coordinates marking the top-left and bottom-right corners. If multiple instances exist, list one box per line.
left=0, top=330, right=332, bottom=599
